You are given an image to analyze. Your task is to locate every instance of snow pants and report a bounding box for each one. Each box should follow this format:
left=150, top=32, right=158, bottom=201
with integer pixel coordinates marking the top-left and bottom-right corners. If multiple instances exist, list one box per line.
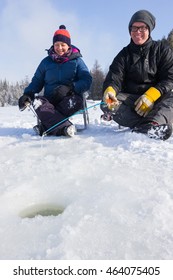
left=33, top=95, right=83, bottom=135
left=101, top=91, right=173, bottom=128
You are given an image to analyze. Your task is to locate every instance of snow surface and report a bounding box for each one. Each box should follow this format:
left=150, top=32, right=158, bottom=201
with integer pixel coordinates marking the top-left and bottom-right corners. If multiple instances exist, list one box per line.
left=0, top=101, right=173, bottom=260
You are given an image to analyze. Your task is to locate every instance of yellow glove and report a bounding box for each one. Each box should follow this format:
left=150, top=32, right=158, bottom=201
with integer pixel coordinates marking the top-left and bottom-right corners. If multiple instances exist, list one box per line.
left=135, top=87, right=161, bottom=117
left=103, top=86, right=119, bottom=111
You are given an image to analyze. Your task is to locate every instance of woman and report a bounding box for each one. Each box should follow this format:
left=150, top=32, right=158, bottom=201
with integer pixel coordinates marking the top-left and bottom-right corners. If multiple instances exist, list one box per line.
left=101, top=10, right=173, bottom=140
left=19, top=25, right=92, bottom=136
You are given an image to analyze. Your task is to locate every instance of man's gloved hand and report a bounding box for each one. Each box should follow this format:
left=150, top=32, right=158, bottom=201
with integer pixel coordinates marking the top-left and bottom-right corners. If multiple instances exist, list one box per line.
left=52, top=85, right=73, bottom=105
left=103, top=86, right=119, bottom=111
left=18, top=94, right=32, bottom=111
left=135, top=87, right=161, bottom=117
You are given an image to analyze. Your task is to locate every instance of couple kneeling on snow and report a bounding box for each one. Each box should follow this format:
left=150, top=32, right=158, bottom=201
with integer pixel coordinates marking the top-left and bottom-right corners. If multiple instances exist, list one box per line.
left=19, top=10, right=173, bottom=141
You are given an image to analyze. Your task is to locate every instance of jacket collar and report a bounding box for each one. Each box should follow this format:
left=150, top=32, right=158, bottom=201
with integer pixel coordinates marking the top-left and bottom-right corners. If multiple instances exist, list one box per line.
left=129, top=37, right=153, bottom=55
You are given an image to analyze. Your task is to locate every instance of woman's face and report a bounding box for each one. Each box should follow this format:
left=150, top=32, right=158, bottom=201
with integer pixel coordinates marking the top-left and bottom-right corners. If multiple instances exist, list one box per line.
left=54, top=41, right=69, bottom=56
left=130, top=22, right=149, bottom=45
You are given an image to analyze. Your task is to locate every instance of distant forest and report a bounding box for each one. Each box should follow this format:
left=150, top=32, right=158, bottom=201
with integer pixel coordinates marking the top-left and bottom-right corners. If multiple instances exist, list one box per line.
left=1, top=29, right=173, bottom=106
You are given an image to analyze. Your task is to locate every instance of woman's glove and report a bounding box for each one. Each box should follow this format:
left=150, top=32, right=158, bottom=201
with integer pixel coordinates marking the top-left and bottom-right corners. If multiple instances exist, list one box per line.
left=18, top=92, right=34, bottom=111
left=135, top=87, right=161, bottom=117
left=52, top=85, right=73, bottom=105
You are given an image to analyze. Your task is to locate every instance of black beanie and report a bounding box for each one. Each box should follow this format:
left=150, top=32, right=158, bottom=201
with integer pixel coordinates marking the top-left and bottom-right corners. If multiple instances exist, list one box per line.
left=128, top=10, right=156, bottom=33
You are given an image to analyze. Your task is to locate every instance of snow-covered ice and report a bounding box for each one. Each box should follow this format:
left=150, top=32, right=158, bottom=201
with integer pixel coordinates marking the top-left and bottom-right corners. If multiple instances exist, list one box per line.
left=0, top=101, right=173, bottom=260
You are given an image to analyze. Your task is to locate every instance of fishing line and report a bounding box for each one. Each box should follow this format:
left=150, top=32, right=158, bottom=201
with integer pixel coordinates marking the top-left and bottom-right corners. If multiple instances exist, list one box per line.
left=42, top=101, right=105, bottom=136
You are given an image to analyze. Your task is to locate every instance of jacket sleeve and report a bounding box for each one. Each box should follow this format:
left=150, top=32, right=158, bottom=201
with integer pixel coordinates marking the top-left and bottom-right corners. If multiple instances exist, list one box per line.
left=24, top=60, right=46, bottom=94
left=103, top=48, right=127, bottom=93
left=72, top=58, right=92, bottom=96
left=155, top=41, right=173, bottom=95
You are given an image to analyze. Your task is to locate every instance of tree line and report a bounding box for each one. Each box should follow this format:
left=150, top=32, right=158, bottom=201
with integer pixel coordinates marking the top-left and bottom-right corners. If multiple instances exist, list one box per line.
left=0, top=77, right=29, bottom=107
left=1, top=30, right=173, bottom=106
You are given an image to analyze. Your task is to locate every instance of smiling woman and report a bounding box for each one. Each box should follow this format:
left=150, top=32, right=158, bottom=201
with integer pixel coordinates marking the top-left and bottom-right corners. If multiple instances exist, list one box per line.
left=18, top=24, right=92, bottom=138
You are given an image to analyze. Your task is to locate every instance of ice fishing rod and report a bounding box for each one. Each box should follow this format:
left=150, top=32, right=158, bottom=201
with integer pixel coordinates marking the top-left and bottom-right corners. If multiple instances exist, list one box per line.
left=25, top=102, right=43, bottom=129
left=42, top=101, right=105, bottom=136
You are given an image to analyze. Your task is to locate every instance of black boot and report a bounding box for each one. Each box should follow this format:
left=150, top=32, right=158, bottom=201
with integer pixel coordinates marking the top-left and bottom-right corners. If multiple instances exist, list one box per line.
left=33, top=122, right=45, bottom=136
left=147, top=123, right=172, bottom=140
left=132, top=122, right=172, bottom=140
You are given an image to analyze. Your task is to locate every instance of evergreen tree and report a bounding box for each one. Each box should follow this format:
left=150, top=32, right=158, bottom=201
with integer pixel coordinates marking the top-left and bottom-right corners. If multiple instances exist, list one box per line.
left=167, top=29, right=173, bottom=49
left=0, top=79, right=9, bottom=106
left=0, top=76, right=29, bottom=106
left=90, top=60, right=105, bottom=100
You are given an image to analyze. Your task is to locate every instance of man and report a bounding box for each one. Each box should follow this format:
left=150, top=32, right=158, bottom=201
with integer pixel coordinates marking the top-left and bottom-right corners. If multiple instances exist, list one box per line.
left=101, top=10, right=173, bottom=140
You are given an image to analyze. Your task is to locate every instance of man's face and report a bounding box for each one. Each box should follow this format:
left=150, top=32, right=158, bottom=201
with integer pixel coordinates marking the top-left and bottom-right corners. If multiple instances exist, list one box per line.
left=130, top=22, right=149, bottom=45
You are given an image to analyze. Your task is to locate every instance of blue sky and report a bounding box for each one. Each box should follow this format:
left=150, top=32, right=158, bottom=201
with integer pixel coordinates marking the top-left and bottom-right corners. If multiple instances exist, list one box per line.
left=0, top=0, right=173, bottom=83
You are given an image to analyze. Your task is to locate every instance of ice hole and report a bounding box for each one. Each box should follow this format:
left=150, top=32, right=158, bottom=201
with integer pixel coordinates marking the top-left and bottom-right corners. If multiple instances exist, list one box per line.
left=19, top=203, right=65, bottom=218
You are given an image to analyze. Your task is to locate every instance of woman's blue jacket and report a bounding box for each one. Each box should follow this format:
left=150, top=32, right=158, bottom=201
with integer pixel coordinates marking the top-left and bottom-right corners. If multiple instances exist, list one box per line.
left=24, top=46, right=92, bottom=100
